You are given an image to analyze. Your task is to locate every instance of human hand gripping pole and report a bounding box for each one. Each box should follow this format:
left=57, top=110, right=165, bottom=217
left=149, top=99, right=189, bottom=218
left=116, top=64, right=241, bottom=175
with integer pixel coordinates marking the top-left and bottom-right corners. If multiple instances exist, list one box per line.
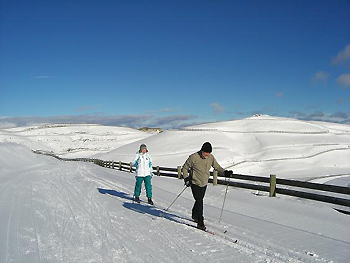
left=184, top=176, right=192, bottom=187
left=224, top=170, right=233, bottom=177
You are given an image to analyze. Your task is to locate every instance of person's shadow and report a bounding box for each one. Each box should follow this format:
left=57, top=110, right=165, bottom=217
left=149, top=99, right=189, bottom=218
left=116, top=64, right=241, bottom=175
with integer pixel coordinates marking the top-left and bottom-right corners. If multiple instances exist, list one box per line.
left=98, top=188, right=189, bottom=224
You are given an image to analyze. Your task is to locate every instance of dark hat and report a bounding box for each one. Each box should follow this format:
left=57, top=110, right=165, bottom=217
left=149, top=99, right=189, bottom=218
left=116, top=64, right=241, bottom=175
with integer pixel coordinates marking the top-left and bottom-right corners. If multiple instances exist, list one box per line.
left=139, top=144, right=148, bottom=152
left=201, top=142, right=212, bottom=153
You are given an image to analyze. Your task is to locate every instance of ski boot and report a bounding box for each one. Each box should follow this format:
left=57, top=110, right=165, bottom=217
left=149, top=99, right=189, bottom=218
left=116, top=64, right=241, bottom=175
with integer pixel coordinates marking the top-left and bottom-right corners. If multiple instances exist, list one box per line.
left=197, top=223, right=206, bottom=231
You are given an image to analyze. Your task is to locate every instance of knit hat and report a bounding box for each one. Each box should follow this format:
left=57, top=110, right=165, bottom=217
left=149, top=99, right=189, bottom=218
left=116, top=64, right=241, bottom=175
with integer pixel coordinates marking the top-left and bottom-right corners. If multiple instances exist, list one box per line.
left=201, top=142, right=212, bottom=153
left=139, top=144, right=148, bottom=152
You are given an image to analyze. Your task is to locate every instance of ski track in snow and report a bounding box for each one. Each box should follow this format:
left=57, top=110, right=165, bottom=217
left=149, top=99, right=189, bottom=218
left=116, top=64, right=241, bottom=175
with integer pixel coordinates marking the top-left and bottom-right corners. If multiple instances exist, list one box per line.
left=1, top=153, right=349, bottom=262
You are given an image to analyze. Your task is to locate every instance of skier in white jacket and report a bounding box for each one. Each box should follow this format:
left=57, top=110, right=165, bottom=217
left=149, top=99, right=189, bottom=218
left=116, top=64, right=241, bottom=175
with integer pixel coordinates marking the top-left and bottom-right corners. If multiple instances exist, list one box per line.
left=132, top=144, right=154, bottom=205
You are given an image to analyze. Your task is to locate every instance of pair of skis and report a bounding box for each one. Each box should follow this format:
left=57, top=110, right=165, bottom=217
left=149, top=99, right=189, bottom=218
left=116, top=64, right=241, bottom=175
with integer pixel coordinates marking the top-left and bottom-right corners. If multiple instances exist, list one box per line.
left=129, top=188, right=237, bottom=243
left=131, top=198, right=238, bottom=243
left=166, top=215, right=238, bottom=244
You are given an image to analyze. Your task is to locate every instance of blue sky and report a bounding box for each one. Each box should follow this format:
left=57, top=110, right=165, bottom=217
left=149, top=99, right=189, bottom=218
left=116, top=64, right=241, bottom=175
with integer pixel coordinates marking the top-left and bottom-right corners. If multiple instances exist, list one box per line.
left=1, top=0, right=349, bottom=128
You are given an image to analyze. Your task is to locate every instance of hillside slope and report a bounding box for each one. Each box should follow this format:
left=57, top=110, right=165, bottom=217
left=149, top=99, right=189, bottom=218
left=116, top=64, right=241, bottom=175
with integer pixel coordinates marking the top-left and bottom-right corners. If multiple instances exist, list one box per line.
left=0, top=124, right=154, bottom=158
left=95, top=116, right=350, bottom=181
left=1, top=143, right=349, bottom=263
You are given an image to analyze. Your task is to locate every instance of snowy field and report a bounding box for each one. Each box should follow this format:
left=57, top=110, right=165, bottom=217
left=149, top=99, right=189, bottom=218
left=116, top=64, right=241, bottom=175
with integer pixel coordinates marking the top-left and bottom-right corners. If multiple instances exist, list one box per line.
left=95, top=116, right=350, bottom=182
left=1, top=115, right=350, bottom=262
left=0, top=124, right=153, bottom=158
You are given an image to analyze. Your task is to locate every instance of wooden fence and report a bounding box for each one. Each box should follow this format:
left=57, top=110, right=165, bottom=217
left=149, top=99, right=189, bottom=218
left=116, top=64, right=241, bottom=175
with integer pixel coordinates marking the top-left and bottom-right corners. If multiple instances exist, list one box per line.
left=32, top=150, right=350, bottom=209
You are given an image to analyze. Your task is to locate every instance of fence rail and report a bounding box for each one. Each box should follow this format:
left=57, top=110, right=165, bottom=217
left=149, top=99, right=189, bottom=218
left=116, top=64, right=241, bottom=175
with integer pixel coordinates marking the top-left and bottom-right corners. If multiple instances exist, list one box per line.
left=32, top=150, right=350, bottom=209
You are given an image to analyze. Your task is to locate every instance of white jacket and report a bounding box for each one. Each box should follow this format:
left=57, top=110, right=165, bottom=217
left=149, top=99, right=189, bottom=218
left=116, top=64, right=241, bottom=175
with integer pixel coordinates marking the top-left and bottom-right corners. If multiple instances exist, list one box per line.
left=132, top=152, right=153, bottom=177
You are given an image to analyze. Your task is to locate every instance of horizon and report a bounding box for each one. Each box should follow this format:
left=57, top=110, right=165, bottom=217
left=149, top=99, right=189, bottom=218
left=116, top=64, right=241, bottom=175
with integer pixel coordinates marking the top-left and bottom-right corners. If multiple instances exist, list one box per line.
left=1, top=114, right=349, bottom=130
left=1, top=0, right=350, bottom=128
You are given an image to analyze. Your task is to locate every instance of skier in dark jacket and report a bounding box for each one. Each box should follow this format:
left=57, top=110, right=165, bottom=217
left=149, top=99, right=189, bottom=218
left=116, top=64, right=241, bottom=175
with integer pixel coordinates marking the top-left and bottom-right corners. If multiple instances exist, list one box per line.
left=182, top=142, right=232, bottom=230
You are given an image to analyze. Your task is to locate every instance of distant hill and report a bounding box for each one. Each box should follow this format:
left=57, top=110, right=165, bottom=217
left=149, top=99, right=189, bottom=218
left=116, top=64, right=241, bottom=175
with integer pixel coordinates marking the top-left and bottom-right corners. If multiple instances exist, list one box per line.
left=94, top=115, right=350, bottom=181
left=1, top=116, right=349, bottom=181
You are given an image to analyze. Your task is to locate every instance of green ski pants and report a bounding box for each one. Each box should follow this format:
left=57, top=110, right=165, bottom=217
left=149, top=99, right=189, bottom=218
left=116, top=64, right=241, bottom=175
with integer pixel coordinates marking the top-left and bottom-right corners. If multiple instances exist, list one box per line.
left=134, top=176, right=152, bottom=198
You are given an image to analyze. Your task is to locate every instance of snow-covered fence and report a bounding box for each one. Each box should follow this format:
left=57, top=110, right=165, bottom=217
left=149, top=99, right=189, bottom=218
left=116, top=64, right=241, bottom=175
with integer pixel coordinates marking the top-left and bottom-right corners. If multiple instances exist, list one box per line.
left=32, top=150, right=350, bottom=209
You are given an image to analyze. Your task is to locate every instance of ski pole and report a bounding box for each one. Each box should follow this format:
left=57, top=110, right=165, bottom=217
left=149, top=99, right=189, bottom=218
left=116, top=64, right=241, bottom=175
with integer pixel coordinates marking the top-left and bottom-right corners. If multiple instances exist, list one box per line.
left=165, top=186, right=187, bottom=212
left=219, top=176, right=230, bottom=223
left=219, top=164, right=237, bottom=223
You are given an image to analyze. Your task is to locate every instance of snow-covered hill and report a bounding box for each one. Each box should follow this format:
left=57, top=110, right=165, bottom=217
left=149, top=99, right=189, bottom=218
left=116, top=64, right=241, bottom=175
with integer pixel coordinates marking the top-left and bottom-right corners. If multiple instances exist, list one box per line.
left=0, top=124, right=154, bottom=158
left=1, top=143, right=350, bottom=263
left=1, top=116, right=349, bottom=182
left=95, top=116, right=350, bottom=182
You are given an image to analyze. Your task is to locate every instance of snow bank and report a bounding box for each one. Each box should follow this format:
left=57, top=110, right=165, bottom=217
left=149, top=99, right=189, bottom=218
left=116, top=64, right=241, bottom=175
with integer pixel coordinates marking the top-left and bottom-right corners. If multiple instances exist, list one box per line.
left=0, top=143, right=50, bottom=173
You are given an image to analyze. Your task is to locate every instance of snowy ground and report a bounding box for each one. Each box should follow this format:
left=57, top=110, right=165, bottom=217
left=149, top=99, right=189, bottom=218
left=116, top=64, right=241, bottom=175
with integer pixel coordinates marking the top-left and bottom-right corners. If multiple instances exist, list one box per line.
left=1, top=116, right=349, bottom=182
left=1, top=116, right=350, bottom=262
left=95, top=115, right=350, bottom=182
left=0, top=124, right=154, bottom=158
left=1, top=143, right=350, bottom=263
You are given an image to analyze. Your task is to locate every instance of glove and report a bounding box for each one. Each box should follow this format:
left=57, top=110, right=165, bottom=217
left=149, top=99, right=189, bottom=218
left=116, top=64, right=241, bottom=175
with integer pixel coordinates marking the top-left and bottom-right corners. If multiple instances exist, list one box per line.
left=184, top=177, right=192, bottom=187
left=224, top=170, right=233, bottom=177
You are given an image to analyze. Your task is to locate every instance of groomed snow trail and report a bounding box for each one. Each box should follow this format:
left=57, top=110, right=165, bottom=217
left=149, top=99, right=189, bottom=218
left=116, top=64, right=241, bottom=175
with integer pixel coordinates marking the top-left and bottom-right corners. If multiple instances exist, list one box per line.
left=1, top=145, right=349, bottom=262
left=0, top=160, right=257, bottom=263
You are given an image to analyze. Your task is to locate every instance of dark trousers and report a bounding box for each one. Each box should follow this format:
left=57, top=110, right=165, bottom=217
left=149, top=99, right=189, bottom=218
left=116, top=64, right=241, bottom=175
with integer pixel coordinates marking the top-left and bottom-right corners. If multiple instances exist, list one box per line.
left=190, top=184, right=207, bottom=226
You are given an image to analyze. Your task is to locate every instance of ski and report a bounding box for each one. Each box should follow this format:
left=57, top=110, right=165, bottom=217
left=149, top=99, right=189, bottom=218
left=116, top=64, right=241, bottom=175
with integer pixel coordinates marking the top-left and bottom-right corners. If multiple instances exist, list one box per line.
left=181, top=222, right=215, bottom=235
left=182, top=221, right=238, bottom=243
left=129, top=197, right=238, bottom=244
left=181, top=217, right=238, bottom=243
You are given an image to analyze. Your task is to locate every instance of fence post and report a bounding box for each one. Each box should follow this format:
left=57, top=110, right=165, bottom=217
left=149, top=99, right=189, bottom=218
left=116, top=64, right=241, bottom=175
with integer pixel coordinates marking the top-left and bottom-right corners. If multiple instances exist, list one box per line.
left=156, top=166, right=160, bottom=176
left=119, top=161, right=122, bottom=171
left=213, top=170, right=218, bottom=185
left=270, top=174, right=276, bottom=197
left=177, top=166, right=182, bottom=179
left=130, top=162, right=133, bottom=173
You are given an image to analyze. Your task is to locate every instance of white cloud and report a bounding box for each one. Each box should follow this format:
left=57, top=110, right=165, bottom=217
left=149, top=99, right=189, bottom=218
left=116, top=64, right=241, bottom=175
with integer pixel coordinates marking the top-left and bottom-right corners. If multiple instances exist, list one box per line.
left=31, top=76, right=54, bottom=79
left=336, top=74, right=350, bottom=88
left=312, top=71, right=330, bottom=84
left=336, top=98, right=350, bottom=104
left=0, top=114, right=200, bottom=129
left=74, top=105, right=100, bottom=112
left=332, top=44, right=350, bottom=65
left=289, top=111, right=350, bottom=124
left=159, top=108, right=178, bottom=113
left=330, top=111, right=349, bottom=120
left=210, top=102, right=225, bottom=114
left=151, top=115, right=198, bottom=128
left=275, top=92, right=283, bottom=98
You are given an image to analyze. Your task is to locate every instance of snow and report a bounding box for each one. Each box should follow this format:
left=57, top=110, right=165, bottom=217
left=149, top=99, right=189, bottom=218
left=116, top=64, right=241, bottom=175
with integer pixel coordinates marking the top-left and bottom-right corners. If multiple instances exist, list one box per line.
left=1, top=116, right=350, bottom=262
left=0, top=124, right=155, bottom=158
left=95, top=116, right=350, bottom=181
